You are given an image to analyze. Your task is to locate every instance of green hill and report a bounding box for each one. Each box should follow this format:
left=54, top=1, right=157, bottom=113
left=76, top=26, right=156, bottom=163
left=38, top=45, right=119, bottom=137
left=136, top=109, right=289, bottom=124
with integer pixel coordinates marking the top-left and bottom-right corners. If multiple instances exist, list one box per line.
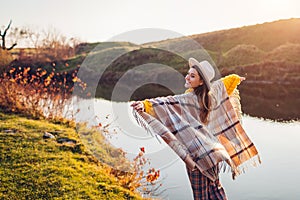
left=0, top=110, right=143, bottom=200
left=75, top=42, right=139, bottom=55
left=146, top=18, right=300, bottom=68
left=9, top=18, right=300, bottom=70
left=190, top=18, right=300, bottom=52
left=69, top=18, right=300, bottom=77
left=10, top=18, right=300, bottom=77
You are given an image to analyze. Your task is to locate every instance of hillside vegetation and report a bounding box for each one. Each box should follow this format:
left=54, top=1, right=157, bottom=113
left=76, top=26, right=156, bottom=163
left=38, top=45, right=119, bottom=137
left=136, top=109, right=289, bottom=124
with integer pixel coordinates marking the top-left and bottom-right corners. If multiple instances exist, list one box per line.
left=7, top=18, right=300, bottom=83
left=65, top=19, right=300, bottom=83
left=148, top=18, right=300, bottom=69
left=191, top=18, right=300, bottom=52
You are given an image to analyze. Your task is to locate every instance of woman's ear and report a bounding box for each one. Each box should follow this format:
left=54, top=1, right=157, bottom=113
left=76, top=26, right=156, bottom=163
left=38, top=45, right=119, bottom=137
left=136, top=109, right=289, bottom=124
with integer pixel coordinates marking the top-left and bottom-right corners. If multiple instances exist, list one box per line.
left=199, top=79, right=204, bottom=86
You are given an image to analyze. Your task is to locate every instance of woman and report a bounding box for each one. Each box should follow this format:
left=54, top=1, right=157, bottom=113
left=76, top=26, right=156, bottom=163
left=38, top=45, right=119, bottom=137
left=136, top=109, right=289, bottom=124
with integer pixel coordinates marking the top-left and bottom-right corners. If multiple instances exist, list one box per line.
left=131, top=58, right=260, bottom=200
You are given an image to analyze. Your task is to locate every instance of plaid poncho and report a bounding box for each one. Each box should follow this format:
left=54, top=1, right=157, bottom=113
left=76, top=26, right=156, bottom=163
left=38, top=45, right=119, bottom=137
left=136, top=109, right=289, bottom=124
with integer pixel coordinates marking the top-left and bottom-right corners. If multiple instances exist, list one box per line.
left=133, top=80, right=260, bottom=181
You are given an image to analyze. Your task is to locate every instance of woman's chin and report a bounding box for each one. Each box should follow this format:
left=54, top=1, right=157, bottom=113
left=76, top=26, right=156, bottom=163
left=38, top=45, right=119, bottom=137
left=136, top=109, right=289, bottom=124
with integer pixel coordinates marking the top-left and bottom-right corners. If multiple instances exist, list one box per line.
left=184, top=83, right=190, bottom=88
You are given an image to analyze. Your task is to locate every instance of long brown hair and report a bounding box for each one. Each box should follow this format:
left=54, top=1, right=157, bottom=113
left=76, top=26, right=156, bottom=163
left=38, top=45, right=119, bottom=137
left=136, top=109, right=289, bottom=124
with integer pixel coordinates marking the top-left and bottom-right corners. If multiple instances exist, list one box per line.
left=192, top=66, right=211, bottom=124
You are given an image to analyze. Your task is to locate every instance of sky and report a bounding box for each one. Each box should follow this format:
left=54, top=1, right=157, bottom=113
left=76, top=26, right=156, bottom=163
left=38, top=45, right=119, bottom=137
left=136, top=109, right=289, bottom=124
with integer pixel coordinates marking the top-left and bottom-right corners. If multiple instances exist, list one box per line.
left=1, top=0, right=300, bottom=45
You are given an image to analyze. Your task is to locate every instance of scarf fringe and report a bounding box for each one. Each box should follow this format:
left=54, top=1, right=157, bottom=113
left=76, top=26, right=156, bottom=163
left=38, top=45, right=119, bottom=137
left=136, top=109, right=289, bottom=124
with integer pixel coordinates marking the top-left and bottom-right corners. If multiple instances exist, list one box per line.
left=132, top=110, right=162, bottom=143
left=229, top=154, right=262, bottom=180
left=133, top=110, right=151, bottom=133
left=237, top=154, right=261, bottom=175
left=213, top=154, right=262, bottom=180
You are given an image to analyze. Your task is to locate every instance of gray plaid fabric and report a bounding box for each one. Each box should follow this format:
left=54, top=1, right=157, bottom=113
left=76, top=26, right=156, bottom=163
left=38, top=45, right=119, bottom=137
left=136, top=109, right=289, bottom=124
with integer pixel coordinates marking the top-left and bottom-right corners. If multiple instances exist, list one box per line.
left=135, top=80, right=260, bottom=181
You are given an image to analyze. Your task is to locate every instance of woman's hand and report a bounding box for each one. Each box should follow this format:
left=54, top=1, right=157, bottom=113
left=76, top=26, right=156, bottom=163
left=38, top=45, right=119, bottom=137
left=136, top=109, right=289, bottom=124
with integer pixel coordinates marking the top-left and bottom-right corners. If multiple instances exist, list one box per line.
left=130, top=101, right=145, bottom=112
left=239, top=76, right=246, bottom=82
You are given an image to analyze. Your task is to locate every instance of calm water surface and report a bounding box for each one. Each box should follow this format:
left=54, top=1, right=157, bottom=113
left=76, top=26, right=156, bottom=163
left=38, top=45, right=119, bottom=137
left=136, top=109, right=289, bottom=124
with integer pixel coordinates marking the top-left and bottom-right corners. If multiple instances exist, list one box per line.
left=75, top=98, right=300, bottom=200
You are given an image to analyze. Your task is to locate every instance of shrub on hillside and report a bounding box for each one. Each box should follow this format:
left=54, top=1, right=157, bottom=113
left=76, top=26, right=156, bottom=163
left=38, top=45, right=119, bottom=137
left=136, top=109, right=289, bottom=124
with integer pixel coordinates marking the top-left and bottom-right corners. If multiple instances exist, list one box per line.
left=265, top=43, right=300, bottom=63
left=0, top=66, right=86, bottom=120
left=78, top=123, right=163, bottom=197
left=0, top=49, right=13, bottom=73
left=221, top=44, right=265, bottom=68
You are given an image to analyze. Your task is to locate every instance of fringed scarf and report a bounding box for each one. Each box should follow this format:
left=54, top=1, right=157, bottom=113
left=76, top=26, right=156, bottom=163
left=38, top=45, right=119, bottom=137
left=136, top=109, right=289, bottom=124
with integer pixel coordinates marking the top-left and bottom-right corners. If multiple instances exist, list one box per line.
left=133, top=80, right=261, bottom=181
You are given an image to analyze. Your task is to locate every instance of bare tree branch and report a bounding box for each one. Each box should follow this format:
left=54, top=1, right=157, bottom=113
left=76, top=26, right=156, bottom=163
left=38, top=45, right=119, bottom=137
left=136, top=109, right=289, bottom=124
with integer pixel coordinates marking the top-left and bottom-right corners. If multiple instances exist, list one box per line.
left=3, top=20, right=12, bottom=36
left=0, top=20, right=16, bottom=51
left=7, top=43, right=17, bottom=51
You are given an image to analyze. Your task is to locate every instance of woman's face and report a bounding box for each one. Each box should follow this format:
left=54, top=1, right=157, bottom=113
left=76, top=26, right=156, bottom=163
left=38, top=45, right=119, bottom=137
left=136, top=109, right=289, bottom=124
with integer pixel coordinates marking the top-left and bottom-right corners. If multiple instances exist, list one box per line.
left=184, top=68, right=203, bottom=89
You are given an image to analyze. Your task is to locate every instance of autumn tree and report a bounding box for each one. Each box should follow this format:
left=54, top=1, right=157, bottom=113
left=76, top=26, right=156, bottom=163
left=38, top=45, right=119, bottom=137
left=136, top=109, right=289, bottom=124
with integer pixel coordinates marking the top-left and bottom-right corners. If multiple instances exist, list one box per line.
left=40, top=27, right=72, bottom=60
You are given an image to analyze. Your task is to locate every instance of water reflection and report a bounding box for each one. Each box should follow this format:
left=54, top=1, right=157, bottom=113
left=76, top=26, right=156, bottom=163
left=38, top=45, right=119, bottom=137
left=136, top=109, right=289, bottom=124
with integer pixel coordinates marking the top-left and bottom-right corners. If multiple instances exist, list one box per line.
left=239, top=82, right=300, bottom=121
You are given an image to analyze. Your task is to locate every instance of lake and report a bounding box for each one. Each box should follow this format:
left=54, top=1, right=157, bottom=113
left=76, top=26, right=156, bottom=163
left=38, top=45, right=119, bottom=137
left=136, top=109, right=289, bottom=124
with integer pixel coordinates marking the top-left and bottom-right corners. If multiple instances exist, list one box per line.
left=73, top=98, right=300, bottom=200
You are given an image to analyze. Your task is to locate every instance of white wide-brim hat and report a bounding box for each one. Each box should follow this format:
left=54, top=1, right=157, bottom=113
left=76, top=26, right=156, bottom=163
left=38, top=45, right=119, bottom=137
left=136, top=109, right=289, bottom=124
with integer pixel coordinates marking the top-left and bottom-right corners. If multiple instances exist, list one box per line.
left=188, top=58, right=215, bottom=90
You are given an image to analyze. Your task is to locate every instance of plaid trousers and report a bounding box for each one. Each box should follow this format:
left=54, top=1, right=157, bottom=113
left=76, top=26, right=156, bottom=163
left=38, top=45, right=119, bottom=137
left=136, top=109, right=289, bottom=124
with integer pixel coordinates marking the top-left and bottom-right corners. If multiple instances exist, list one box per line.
left=187, top=168, right=227, bottom=200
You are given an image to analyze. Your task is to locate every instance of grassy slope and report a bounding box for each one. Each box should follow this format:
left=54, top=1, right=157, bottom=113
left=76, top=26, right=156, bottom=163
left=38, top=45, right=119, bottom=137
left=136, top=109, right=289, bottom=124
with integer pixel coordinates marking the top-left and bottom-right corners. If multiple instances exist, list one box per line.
left=146, top=18, right=300, bottom=68
left=190, top=18, right=300, bottom=52
left=0, top=111, right=142, bottom=200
